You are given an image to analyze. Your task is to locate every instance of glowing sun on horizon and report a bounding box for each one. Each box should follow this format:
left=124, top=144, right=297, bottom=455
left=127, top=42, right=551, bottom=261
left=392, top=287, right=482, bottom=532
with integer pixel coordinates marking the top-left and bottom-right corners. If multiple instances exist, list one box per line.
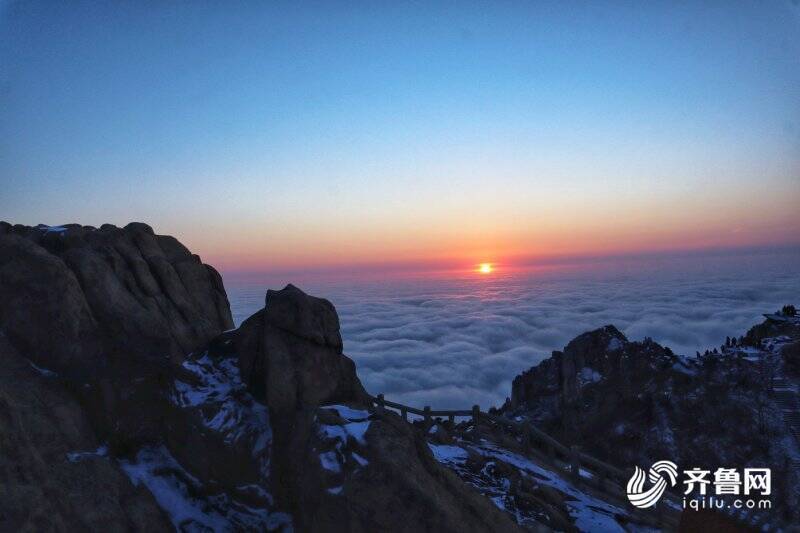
left=478, top=263, right=493, bottom=274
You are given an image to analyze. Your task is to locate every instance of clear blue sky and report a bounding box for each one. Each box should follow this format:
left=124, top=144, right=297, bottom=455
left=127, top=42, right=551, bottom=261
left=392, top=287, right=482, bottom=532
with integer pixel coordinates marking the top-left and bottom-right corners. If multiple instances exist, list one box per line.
left=2, top=1, right=799, bottom=273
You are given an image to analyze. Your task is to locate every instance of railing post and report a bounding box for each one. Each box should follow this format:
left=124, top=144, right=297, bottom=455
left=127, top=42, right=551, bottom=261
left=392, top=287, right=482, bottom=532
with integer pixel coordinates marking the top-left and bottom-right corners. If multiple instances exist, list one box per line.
left=424, top=406, right=431, bottom=424
left=569, top=445, right=580, bottom=482
left=400, top=407, right=408, bottom=422
left=376, top=393, right=385, bottom=414
left=472, top=405, right=480, bottom=425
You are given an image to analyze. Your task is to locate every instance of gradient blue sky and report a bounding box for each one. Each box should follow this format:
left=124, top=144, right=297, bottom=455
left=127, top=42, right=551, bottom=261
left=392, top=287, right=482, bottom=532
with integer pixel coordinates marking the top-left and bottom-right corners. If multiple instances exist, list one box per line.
left=2, top=1, right=799, bottom=274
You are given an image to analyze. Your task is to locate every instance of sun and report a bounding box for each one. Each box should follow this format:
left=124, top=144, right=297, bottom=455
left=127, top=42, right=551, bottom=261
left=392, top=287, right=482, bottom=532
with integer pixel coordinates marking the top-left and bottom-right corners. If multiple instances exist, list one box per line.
left=478, top=263, right=493, bottom=274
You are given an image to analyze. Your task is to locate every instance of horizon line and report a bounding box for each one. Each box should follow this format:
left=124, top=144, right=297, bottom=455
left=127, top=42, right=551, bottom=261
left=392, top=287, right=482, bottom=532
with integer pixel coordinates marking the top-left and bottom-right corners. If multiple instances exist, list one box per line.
left=218, top=241, right=800, bottom=281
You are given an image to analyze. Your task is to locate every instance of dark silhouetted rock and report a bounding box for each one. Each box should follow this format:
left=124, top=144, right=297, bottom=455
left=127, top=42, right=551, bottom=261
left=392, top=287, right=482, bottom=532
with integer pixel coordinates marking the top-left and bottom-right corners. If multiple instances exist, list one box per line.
left=503, top=321, right=800, bottom=521
left=782, top=340, right=800, bottom=375
left=301, top=407, right=524, bottom=533
left=236, top=284, right=367, bottom=413
left=0, top=234, right=103, bottom=378
left=264, top=283, right=343, bottom=349
left=231, top=285, right=369, bottom=525
left=225, top=285, right=523, bottom=531
left=0, top=222, right=236, bottom=502
left=0, top=334, right=171, bottom=532
left=0, top=222, right=233, bottom=373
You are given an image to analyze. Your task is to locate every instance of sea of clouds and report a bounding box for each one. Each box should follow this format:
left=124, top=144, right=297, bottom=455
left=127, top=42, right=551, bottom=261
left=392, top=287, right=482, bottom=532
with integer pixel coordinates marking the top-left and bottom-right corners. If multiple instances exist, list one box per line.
left=227, top=249, right=800, bottom=410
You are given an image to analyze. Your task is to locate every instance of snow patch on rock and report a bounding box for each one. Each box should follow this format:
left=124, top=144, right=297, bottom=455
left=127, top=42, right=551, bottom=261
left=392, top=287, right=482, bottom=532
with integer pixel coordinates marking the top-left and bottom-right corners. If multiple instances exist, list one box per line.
left=319, top=451, right=342, bottom=473
left=172, top=354, right=272, bottom=456
left=28, top=359, right=58, bottom=377
left=37, top=224, right=67, bottom=234
left=66, top=444, right=108, bottom=463
left=323, top=404, right=370, bottom=421
left=607, top=337, right=623, bottom=352
left=429, top=438, right=634, bottom=531
left=319, top=419, right=371, bottom=446
left=428, top=443, right=469, bottom=463
left=119, top=446, right=291, bottom=532
left=316, top=404, right=373, bottom=495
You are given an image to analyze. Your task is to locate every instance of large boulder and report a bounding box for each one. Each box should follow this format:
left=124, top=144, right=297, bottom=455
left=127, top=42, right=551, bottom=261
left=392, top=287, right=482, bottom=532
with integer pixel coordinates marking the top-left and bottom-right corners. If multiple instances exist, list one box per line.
left=232, top=285, right=369, bottom=523
left=236, top=284, right=368, bottom=413
left=0, top=222, right=235, bottom=451
left=228, top=285, right=521, bottom=532
left=264, top=283, right=343, bottom=349
left=0, top=222, right=233, bottom=370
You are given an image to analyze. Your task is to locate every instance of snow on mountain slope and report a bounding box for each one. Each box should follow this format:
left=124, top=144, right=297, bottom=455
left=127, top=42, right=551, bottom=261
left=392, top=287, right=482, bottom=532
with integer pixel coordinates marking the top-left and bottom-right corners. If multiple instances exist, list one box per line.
left=428, top=435, right=649, bottom=532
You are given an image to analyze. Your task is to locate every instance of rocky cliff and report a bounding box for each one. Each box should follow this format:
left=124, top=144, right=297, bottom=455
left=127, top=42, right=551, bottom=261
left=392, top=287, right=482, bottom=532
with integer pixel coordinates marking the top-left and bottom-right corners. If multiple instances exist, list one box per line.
left=0, top=333, right=170, bottom=531
left=0, top=221, right=236, bottom=530
left=0, top=222, right=232, bottom=367
left=5, top=221, right=792, bottom=531
left=502, top=318, right=800, bottom=526
left=184, top=284, right=519, bottom=532
left=0, top=223, right=521, bottom=532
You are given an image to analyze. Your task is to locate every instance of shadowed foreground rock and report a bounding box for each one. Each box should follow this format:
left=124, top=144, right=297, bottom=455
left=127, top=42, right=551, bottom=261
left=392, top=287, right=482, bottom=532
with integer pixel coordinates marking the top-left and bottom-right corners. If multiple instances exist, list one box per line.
left=0, top=221, right=232, bottom=370
left=0, top=222, right=234, bottom=448
left=228, top=284, right=519, bottom=532
left=0, top=334, right=171, bottom=531
left=0, top=222, right=521, bottom=532
left=0, top=222, right=232, bottom=530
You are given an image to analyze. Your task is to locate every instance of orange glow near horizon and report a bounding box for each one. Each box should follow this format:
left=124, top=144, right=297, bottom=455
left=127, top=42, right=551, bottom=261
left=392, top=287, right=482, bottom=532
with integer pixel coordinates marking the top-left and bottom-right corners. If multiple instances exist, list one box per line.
left=180, top=185, right=800, bottom=278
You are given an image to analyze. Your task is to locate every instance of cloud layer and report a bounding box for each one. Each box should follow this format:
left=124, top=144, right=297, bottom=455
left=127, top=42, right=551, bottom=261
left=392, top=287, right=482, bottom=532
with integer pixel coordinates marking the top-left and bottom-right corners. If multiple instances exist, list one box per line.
left=228, top=251, right=800, bottom=410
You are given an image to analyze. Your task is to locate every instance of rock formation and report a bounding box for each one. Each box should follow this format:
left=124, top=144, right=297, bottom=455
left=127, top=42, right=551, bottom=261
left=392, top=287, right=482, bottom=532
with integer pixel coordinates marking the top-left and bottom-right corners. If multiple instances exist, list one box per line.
left=5, top=220, right=792, bottom=530
left=0, top=333, right=171, bottom=531
left=225, top=284, right=518, bottom=532
left=0, top=222, right=233, bottom=530
left=0, top=222, right=232, bottom=370
left=508, top=325, right=678, bottom=441
left=503, top=321, right=800, bottom=524
left=0, top=222, right=521, bottom=532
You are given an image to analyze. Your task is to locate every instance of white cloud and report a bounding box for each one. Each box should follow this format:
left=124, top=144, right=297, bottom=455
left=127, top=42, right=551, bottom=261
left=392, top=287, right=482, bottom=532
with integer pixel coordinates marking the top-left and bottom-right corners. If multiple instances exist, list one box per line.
left=227, top=250, right=800, bottom=410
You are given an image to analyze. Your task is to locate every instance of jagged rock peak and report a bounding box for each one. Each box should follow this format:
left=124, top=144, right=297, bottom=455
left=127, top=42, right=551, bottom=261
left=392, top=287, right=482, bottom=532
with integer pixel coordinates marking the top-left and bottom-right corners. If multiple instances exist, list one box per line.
left=0, top=221, right=240, bottom=531
left=508, top=324, right=677, bottom=416
left=265, top=283, right=343, bottom=350
left=233, top=284, right=367, bottom=412
left=0, top=221, right=233, bottom=372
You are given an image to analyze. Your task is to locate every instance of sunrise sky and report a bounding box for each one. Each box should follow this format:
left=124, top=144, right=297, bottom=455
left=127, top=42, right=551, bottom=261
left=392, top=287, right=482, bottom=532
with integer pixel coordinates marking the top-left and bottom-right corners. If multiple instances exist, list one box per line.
left=3, top=1, right=799, bottom=276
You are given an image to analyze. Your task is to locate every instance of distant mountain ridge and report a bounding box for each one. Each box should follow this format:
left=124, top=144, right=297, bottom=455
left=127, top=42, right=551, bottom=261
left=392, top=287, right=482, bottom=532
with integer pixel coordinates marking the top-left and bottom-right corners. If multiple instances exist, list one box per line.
left=500, top=312, right=800, bottom=527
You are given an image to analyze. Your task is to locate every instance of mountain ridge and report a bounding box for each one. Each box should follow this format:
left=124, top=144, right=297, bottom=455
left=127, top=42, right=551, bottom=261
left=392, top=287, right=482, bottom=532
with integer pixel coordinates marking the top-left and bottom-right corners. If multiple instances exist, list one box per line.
left=1, top=221, right=797, bottom=531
